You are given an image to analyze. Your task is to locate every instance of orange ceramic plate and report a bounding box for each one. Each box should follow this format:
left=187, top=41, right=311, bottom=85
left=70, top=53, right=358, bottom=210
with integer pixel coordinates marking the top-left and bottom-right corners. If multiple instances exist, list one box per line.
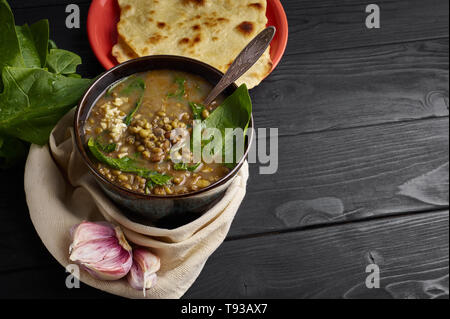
left=87, top=0, right=288, bottom=75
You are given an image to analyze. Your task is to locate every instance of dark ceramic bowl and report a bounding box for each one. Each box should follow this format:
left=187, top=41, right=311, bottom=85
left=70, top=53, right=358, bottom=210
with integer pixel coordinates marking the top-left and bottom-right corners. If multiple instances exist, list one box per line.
left=74, top=56, right=253, bottom=228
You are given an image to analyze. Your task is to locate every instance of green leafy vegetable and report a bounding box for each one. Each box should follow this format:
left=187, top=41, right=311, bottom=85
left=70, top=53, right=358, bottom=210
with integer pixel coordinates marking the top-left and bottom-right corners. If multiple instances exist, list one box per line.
left=174, top=162, right=201, bottom=172
left=0, top=67, right=91, bottom=145
left=105, top=76, right=130, bottom=97
left=15, top=24, right=42, bottom=68
left=146, top=174, right=173, bottom=188
left=88, top=138, right=172, bottom=188
left=116, top=76, right=146, bottom=125
left=124, top=93, right=145, bottom=126
left=46, top=48, right=82, bottom=75
left=189, top=102, right=206, bottom=120
left=167, top=77, right=186, bottom=100
left=94, top=134, right=116, bottom=153
left=120, top=76, right=145, bottom=95
left=202, top=84, right=252, bottom=167
left=48, top=39, right=57, bottom=50
left=0, top=0, right=24, bottom=76
left=0, top=0, right=92, bottom=166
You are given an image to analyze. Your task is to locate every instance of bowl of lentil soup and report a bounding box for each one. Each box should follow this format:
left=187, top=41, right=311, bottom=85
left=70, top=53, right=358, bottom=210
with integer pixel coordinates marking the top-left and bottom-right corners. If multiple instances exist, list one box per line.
left=74, top=56, right=253, bottom=227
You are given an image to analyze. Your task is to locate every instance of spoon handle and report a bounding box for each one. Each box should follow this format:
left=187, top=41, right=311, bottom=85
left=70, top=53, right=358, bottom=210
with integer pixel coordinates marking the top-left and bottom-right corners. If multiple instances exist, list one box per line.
left=203, top=26, right=276, bottom=106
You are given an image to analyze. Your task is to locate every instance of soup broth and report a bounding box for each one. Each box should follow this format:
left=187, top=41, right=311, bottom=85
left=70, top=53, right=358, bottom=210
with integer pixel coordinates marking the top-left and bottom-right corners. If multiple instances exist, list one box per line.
left=84, top=70, right=230, bottom=196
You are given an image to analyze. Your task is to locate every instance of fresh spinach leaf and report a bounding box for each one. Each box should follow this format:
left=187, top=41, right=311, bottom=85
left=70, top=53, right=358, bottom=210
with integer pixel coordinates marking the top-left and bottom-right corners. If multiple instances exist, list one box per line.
left=0, top=0, right=25, bottom=75
left=0, top=67, right=92, bottom=145
left=48, top=39, right=57, bottom=50
left=167, top=77, right=186, bottom=100
left=46, top=49, right=82, bottom=75
left=189, top=102, right=206, bottom=120
left=15, top=24, right=42, bottom=68
left=28, top=19, right=49, bottom=67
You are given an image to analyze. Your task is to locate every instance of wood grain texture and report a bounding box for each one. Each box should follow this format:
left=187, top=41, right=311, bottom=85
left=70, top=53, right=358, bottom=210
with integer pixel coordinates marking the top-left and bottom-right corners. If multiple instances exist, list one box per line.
left=185, top=211, right=449, bottom=298
left=253, top=39, right=449, bottom=135
left=9, top=0, right=450, bottom=53
left=230, top=118, right=448, bottom=237
left=0, top=211, right=447, bottom=299
left=9, top=2, right=449, bottom=133
left=1, top=0, right=448, bottom=299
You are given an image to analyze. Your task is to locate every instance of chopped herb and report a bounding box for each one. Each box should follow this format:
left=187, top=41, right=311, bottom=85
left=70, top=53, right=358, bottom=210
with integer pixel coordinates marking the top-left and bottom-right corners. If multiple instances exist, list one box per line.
left=124, top=92, right=144, bottom=126
left=174, top=162, right=201, bottom=172
left=87, top=138, right=172, bottom=188
left=94, top=132, right=116, bottom=153
left=120, top=76, right=145, bottom=95
left=146, top=174, right=172, bottom=188
left=189, top=102, right=206, bottom=120
left=167, top=77, right=186, bottom=100
left=117, top=76, right=146, bottom=126
left=105, top=76, right=131, bottom=97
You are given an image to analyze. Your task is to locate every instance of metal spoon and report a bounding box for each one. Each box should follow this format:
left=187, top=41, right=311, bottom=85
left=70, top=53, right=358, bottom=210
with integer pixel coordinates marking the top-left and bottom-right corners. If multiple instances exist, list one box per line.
left=203, top=26, right=276, bottom=106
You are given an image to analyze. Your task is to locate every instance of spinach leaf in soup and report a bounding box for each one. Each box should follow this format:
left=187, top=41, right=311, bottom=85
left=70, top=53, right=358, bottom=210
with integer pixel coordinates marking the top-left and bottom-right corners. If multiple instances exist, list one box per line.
left=189, top=102, right=206, bottom=120
left=88, top=138, right=172, bottom=188
left=202, top=84, right=252, bottom=167
left=119, top=76, right=146, bottom=126
left=174, top=162, right=201, bottom=172
left=167, top=77, right=186, bottom=100
left=120, top=76, right=145, bottom=95
left=94, top=133, right=116, bottom=153
left=105, top=76, right=131, bottom=97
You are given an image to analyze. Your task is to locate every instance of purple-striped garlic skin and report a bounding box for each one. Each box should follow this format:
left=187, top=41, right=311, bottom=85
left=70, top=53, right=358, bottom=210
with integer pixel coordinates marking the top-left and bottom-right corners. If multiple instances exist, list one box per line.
left=69, top=221, right=133, bottom=281
left=127, top=247, right=160, bottom=294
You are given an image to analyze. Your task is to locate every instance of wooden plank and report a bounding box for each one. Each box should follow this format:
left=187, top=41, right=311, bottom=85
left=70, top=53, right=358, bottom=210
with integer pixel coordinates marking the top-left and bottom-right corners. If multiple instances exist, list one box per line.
left=284, top=0, right=449, bottom=54
left=253, top=38, right=449, bottom=136
left=185, top=211, right=449, bottom=298
left=1, top=120, right=446, bottom=272
left=0, top=211, right=447, bottom=298
left=229, top=118, right=448, bottom=237
left=9, top=0, right=449, bottom=53
left=10, top=3, right=449, bottom=133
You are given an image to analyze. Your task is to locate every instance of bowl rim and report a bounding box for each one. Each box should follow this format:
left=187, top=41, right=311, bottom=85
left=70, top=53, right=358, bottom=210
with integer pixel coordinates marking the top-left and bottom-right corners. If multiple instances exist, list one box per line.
left=74, top=55, right=254, bottom=199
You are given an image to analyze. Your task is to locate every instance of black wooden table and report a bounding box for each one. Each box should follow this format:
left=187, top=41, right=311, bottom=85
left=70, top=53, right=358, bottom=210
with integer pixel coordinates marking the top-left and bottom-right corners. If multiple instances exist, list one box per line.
left=1, top=0, right=448, bottom=299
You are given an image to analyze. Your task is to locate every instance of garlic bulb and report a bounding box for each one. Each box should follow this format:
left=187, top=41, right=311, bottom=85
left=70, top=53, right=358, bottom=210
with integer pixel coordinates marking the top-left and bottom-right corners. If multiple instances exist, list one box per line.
left=69, top=221, right=133, bottom=281
left=127, top=247, right=161, bottom=295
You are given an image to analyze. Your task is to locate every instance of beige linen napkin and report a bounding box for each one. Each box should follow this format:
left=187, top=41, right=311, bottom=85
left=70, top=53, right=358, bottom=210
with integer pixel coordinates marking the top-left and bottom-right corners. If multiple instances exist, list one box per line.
left=24, top=110, right=249, bottom=299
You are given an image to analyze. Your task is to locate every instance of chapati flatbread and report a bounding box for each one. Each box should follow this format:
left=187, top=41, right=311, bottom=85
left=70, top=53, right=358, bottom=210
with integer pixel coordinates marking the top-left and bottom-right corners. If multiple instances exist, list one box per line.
left=113, top=0, right=272, bottom=89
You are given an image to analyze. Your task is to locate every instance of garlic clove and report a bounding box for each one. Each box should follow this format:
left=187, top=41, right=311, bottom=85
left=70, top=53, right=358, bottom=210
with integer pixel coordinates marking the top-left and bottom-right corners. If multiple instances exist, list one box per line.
left=127, top=248, right=160, bottom=294
left=69, top=221, right=133, bottom=281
